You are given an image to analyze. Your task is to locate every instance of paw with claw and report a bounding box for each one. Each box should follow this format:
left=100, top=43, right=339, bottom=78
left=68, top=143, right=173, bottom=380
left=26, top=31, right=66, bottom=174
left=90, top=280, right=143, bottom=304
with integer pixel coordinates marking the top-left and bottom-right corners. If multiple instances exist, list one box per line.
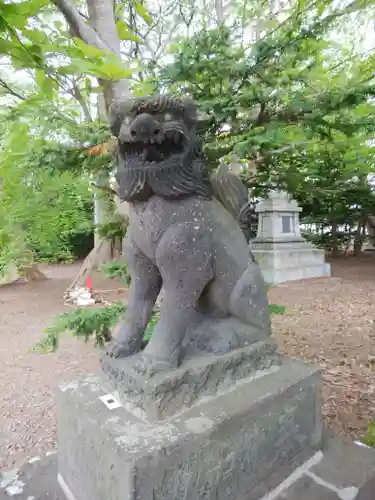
left=105, top=338, right=140, bottom=359
left=130, top=352, right=179, bottom=376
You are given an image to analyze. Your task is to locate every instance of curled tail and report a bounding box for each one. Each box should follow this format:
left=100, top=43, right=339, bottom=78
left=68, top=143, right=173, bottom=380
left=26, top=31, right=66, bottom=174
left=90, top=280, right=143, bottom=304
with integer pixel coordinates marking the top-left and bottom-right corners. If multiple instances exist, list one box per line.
left=211, top=163, right=256, bottom=242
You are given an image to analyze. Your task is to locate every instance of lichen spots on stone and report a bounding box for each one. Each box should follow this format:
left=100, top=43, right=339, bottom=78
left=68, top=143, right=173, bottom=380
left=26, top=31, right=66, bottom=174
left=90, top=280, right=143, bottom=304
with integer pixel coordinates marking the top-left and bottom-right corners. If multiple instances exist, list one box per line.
left=106, top=416, right=120, bottom=424
left=185, top=416, right=214, bottom=433
left=115, top=422, right=180, bottom=451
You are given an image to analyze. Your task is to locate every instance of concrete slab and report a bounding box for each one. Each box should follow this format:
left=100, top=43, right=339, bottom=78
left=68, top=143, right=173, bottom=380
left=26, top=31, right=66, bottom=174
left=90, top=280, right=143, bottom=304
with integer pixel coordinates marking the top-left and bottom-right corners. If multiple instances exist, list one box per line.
left=1, top=439, right=375, bottom=500
left=261, top=439, right=375, bottom=500
left=309, top=437, right=375, bottom=499
left=0, top=453, right=60, bottom=500
left=276, top=475, right=340, bottom=500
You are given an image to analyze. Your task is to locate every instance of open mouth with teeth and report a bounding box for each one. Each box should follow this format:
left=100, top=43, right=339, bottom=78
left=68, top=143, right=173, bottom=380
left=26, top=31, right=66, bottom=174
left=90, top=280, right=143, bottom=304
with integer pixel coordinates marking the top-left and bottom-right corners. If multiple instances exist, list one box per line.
left=119, top=130, right=187, bottom=164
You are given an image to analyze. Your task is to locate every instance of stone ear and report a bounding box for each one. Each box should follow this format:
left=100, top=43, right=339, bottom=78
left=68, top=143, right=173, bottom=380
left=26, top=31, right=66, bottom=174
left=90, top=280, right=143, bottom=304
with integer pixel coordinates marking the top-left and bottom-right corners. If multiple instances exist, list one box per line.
left=182, top=97, right=197, bottom=119
left=108, top=99, right=136, bottom=137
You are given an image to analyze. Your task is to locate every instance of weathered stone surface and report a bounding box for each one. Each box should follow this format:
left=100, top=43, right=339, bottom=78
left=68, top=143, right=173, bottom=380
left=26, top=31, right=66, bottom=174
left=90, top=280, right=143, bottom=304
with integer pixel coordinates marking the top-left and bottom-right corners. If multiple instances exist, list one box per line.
left=101, top=339, right=281, bottom=420
left=57, top=360, right=322, bottom=500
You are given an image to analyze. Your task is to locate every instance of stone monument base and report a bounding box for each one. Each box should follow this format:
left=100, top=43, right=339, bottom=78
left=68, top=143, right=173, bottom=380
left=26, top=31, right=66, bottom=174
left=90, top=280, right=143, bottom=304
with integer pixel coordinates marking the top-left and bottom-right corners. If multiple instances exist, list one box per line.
left=250, top=240, right=331, bottom=285
left=56, top=359, right=322, bottom=500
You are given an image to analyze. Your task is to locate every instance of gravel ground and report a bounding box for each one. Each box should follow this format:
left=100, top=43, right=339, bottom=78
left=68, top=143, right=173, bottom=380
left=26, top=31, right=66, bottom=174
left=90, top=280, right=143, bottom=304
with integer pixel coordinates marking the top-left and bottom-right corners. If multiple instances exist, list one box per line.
left=1, top=256, right=375, bottom=470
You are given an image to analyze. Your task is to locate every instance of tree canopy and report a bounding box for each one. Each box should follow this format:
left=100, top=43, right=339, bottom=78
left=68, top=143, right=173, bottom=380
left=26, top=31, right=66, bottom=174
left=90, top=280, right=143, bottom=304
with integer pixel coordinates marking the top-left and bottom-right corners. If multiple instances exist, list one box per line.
left=0, top=0, right=375, bottom=273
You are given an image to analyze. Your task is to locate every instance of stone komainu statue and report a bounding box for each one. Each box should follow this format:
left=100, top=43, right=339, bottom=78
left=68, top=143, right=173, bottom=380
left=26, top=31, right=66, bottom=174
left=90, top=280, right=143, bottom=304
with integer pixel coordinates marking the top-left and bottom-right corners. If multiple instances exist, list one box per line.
left=106, top=95, right=270, bottom=374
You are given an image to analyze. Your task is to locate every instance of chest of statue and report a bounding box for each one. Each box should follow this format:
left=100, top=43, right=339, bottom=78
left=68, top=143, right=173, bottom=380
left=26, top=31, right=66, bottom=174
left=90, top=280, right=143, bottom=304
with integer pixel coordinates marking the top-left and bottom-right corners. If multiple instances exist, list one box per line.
left=128, top=195, right=211, bottom=260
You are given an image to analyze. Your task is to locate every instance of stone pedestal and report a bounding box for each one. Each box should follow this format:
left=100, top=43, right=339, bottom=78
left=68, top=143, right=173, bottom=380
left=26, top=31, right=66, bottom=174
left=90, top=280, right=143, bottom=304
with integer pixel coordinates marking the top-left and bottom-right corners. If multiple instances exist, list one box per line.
left=56, top=351, right=323, bottom=500
left=250, top=191, right=331, bottom=284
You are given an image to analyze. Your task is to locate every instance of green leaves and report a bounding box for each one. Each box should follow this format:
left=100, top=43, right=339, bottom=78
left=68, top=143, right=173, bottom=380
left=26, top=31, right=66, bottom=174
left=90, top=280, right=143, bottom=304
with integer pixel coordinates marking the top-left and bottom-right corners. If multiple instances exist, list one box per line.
left=132, top=1, right=152, bottom=25
left=116, top=20, right=142, bottom=42
left=0, top=0, right=146, bottom=106
left=35, top=69, right=56, bottom=97
left=100, top=260, right=130, bottom=284
left=37, top=302, right=127, bottom=353
left=73, top=38, right=106, bottom=59
left=155, top=1, right=375, bottom=253
left=55, top=38, right=134, bottom=80
left=0, top=105, right=97, bottom=266
left=37, top=301, right=161, bottom=353
left=0, top=0, right=47, bottom=29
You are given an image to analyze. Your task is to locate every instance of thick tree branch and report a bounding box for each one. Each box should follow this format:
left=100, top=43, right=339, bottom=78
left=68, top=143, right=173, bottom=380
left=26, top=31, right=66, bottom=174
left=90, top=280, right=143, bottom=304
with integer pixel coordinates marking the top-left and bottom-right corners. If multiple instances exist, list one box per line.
left=90, top=182, right=118, bottom=196
left=50, top=0, right=130, bottom=105
left=71, top=79, right=93, bottom=121
left=86, top=0, right=121, bottom=56
left=50, top=0, right=109, bottom=50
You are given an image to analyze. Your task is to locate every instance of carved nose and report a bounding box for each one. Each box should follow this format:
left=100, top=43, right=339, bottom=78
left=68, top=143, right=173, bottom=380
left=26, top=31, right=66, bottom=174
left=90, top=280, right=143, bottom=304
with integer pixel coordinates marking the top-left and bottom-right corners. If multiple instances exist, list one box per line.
left=129, top=113, right=161, bottom=142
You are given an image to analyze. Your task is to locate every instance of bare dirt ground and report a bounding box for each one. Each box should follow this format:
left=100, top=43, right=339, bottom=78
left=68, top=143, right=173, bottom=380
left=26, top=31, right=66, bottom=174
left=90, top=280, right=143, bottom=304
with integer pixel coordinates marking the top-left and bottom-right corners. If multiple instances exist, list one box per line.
left=1, top=256, right=375, bottom=470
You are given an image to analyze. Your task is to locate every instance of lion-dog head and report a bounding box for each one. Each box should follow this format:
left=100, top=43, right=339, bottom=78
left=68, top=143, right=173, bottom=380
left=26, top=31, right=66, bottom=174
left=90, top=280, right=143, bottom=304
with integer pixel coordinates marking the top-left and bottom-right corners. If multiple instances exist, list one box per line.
left=108, top=95, right=213, bottom=202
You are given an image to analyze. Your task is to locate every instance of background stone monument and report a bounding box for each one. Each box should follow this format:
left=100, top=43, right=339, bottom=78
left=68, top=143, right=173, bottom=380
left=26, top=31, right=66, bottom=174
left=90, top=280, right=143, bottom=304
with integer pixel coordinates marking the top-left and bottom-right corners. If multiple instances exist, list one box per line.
left=250, top=190, right=331, bottom=284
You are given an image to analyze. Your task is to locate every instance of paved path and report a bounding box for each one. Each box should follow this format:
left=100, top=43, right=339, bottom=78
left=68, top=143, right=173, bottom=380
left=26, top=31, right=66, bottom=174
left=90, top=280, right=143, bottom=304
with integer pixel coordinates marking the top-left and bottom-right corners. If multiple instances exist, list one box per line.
left=1, top=438, right=375, bottom=500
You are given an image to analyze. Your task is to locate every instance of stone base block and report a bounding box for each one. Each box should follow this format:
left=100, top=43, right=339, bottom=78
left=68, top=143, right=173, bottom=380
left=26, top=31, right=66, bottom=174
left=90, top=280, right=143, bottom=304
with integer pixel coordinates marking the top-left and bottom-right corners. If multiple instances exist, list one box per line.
left=101, top=339, right=280, bottom=420
left=250, top=241, right=331, bottom=285
left=57, top=360, right=322, bottom=500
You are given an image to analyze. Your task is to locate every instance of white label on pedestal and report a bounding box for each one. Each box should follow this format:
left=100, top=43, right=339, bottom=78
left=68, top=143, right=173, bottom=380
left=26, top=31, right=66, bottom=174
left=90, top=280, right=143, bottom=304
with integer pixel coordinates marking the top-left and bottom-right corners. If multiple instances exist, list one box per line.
left=99, top=394, right=122, bottom=410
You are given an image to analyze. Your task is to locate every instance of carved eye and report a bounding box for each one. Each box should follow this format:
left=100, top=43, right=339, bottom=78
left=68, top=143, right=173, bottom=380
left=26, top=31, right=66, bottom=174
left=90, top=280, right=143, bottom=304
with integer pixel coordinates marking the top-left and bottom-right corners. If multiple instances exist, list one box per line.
left=164, top=113, right=172, bottom=121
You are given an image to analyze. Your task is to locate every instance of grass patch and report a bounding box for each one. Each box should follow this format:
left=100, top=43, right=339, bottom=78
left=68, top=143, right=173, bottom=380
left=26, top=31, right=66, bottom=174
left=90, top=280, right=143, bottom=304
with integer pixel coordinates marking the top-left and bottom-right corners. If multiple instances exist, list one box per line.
left=363, top=421, right=375, bottom=447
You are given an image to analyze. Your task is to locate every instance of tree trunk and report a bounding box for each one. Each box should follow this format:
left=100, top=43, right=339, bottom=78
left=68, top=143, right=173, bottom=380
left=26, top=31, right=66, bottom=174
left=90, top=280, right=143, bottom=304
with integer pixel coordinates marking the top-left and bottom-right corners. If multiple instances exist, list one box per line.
left=92, top=94, right=115, bottom=265
left=86, top=0, right=130, bottom=108
left=215, top=0, right=224, bottom=24
left=367, top=216, right=375, bottom=247
left=353, top=215, right=366, bottom=256
left=52, top=0, right=131, bottom=291
left=331, top=220, right=340, bottom=256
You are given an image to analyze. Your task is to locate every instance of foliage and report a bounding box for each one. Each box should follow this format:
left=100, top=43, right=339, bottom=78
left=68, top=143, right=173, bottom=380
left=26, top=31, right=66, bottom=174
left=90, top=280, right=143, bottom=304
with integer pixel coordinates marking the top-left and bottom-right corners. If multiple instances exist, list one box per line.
left=156, top=3, right=375, bottom=252
left=0, top=0, right=148, bottom=273
left=100, top=259, right=131, bottom=284
left=269, top=303, right=286, bottom=315
left=363, top=421, right=375, bottom=448
left=0, top=135, right=95, bottom=265
left=37, top=302, right=161, bottom=353
left=0, top=0, right=138, bottom=101
left=144, top=311, right=160, bottom=341
left=97, top=217, right=128, bottom=242
left=158, top=23, right=375, bottom=170
left=0, top=94, right=119, bottom=268
left=37, top=301, right=126, bottom=353
left=265, top=284, right=286, bottom=314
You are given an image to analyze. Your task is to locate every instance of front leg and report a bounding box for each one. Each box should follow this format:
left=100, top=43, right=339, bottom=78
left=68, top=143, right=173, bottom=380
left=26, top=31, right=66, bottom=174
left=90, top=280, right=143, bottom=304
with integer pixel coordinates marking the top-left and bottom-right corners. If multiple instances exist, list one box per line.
left=133, top=222, right=213, bottom=374
left=106, top=237, right=161, bottom=358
